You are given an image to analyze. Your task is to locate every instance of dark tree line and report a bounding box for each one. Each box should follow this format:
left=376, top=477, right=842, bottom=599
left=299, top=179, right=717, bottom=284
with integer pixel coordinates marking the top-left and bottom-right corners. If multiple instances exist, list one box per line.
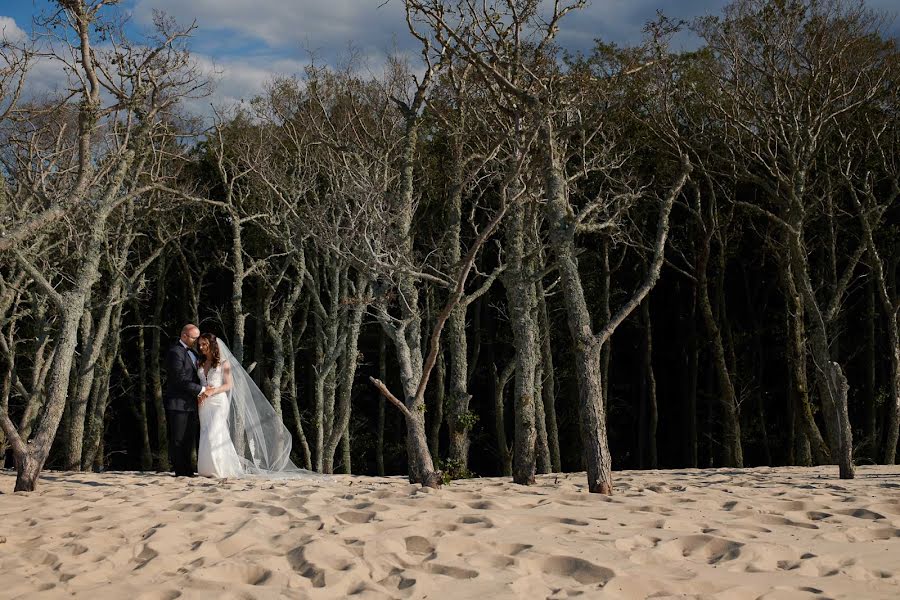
left=1, top=0, right=898, bottom=494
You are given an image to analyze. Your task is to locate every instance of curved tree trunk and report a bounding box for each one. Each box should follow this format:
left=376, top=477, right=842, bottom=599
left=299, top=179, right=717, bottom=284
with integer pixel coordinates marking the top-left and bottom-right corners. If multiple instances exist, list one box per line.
left=782, top=259, right=830, bottom=465
left=492, top=360, right=515, bottom=477
left=788, top=233, right=855, bottom=479
left=285, top=320, right=312, bottom=470
left=5, top=153, right=134, bottom=492
left=696, top=238, right=743, bottom=467
left=429, top=349, right=445, bottom=460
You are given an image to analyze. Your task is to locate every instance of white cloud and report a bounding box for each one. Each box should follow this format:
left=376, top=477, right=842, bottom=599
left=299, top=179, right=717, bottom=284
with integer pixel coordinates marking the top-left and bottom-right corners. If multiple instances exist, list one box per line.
left=132, top=0, right=406, bottom=56
left=188, top=53, right=309, bottom=111
left=0, top=15, right=26, bottom=43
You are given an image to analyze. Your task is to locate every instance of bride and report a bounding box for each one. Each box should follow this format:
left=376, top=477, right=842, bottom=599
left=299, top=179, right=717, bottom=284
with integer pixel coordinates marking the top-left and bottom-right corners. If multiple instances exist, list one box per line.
left=195, top=332, right=314, bottom=479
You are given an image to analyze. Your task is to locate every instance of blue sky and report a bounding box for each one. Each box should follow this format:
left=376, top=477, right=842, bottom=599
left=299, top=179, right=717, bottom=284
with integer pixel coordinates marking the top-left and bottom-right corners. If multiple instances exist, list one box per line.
left=2, top=0, right=898, bottom=113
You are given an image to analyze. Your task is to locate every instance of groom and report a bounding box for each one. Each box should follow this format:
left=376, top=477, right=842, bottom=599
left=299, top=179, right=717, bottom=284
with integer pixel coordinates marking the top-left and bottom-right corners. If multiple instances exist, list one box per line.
left=164, top=324, right=207, bottom=477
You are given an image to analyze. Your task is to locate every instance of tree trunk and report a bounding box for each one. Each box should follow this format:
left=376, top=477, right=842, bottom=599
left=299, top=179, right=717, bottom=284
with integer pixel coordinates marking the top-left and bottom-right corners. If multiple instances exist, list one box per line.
left=685, top=283, right=699, bottom=468
left=150, top=255, right=169, bottom=471
left=285, top=320, right=312, bottom=470
left=382, top=113, right=440, bottom=488
left=696, top=236, right=743, bottom=467
left=534, top=359, right=551, bottom=474
left=493, top=360, right=515, bottom=477
left=8, top=155, right=133, bottom=492
left=542, top=130, right=688, bottom=493
left=501, top=204, right=538, bottom=486
left=324, top=279, right=367, bottom=473
left=134, top=306, right=153, bottom=470
left=429, top=349, right=445, bottom=460
left=65, top=296, right=115, bottom=471
left=788, top=233, right=855, bottom=478
left=599, top=240, right=613, bottom=411
left=782, top=259, right=830, bottom=465
left=376, top=330, right=387, bottom=476
left=855, top=196, right=900, bottom=464
left=445, top=159, right=474, bottom=470
left=640, top=297, right=658, bottom=469
left=887, top=322, right=900, bottom=464
left=83, top=302, right=124, bottom=468
left=341, top=431, right=351, bottom=474
left=313, top=317, right=326, bottom=472
left=229, top=212, right=247, bottom=363
left=543, top=173, right=611, bottom=492
left=864, top=278, right=878, bottom=461
left=536, top=278, right=561, bottom=472
left=253, top=286, right=266, bottom=390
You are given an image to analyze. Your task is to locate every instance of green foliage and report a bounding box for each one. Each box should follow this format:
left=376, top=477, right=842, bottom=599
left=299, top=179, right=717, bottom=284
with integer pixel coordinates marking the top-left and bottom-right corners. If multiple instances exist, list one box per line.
left=456, top=410, right=479, bottom=432
left=438, top=458, right=478, bottom=484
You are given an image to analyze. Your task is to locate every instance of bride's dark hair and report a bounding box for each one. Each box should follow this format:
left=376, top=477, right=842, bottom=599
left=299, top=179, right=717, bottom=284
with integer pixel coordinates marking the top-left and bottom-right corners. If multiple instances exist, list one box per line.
left=200, top=333, right=221, bottom=368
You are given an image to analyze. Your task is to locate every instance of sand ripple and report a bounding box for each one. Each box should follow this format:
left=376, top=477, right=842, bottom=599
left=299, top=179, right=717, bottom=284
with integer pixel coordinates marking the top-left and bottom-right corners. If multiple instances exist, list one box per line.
left=1, top=466, right=899, bottom=598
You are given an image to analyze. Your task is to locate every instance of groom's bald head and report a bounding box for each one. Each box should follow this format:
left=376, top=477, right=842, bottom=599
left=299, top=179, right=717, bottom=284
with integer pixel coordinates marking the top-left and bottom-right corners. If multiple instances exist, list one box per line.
left=180, top=324, right=200, bottom=348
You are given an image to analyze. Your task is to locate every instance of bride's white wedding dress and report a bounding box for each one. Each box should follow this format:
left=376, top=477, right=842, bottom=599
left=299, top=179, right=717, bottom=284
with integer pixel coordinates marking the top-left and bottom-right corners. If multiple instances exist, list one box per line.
left=198, top=363, right=244, bottom=478
left=193, top=339, right=318, bottom=480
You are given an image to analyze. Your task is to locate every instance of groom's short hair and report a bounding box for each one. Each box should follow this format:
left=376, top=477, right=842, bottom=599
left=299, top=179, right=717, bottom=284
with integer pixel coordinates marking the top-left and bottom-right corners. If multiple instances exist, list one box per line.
left=181, top=323, right=199, bottom=336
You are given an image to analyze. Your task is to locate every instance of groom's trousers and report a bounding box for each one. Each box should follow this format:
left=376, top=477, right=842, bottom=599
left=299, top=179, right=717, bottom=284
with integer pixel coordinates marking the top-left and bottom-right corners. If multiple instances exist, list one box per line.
left=166, top=409, right=198, bottom=476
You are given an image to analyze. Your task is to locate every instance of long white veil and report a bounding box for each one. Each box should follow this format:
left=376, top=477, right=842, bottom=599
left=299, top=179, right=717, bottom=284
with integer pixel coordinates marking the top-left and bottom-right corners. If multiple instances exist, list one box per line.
left=218, top=339, right=319, bottom=479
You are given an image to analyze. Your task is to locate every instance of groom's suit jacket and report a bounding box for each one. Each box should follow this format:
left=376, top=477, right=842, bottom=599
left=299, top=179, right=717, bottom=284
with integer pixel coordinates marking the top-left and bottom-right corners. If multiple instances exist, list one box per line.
left=164, top=342, right=203, bottom=412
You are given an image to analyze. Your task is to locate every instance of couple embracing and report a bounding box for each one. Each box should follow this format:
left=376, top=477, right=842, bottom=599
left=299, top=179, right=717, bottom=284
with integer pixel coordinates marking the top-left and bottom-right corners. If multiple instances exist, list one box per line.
left=163, top=323, right=311, bottom=480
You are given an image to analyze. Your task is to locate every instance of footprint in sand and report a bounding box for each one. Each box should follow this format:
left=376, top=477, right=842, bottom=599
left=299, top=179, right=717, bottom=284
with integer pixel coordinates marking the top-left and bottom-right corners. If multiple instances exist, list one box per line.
left=426, top=563, right=479, bottom=580
left=469, top=553, right=517, bottom=569
left=336, top=510, right=376, bottom=524
left=615, top=534, right=660, bottom=553
left=835, top=508, right=886, bottom=520
left=494, top=542, right=533, bottom=556
left=467, top=500, right=508, bottom=510
left=757, top=514, right=819, bottom=529
left=63, top=543, right=88, bottom=556
left=804, top=510, right=832, bottom=521
left=539, top=555, right=615, bottom=585
left=844, top=526, right=900, bottom=542
left=132, top=544, right=158, bottom=570
left=457, top=515, right=494, bottom=528
left=135, top=591, right=182, bottom=600
left=193, top=563, right=273, bottom=586
left=287, top=546, right=326, bottom=588
left=658, top=534, right=744, bottom=564
left=379, top=568, right=417, bottom=593
left=404, top=535, right=435, bottom=555
left=235, top=501, right=288, bottom=516
left=170, top=503, right=206, bottom=513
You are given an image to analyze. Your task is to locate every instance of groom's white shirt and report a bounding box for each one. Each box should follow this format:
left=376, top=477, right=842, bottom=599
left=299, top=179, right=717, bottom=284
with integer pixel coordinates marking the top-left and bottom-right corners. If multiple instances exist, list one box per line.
left=180, top=340, right=206, bottom=396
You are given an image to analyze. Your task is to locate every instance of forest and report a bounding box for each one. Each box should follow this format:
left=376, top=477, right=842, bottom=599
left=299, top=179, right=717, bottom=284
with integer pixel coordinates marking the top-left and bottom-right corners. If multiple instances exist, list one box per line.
left=0, top=0, right=898, bottom=494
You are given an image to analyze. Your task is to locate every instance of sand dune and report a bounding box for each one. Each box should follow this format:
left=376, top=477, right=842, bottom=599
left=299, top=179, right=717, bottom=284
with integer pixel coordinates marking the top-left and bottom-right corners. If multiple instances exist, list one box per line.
left=1, top=466, right=899, bottom=599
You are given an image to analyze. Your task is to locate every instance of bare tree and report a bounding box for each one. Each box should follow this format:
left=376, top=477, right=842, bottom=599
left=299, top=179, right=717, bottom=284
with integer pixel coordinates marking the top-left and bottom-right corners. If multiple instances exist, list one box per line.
left=841, top=103, right=900, bottom=463
left=406, top=0, right=691, bottom=493
left=0, top=1, right=208, bottom=491
left=694, top=0, right=895, bottom=478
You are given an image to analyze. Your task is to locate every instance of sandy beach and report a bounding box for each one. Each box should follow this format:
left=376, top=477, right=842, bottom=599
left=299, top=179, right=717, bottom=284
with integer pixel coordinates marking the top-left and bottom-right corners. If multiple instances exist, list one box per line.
left=1, top=466, right=898, bottom=599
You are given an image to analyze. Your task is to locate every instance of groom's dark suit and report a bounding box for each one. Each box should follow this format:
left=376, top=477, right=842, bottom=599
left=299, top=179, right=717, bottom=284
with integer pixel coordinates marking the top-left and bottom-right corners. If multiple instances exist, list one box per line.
left=164, top=341, right=202, bottom=476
